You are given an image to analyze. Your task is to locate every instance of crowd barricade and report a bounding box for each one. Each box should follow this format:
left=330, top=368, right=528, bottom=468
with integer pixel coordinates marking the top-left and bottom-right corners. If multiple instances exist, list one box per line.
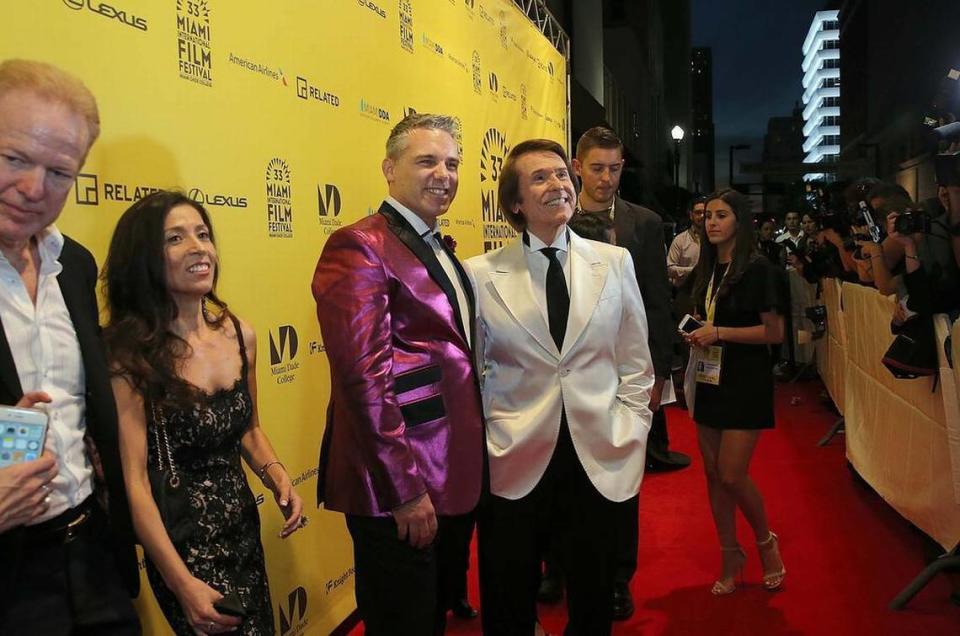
left=818, top=281, right=960, bottom=552
left=787, top=269, right=818, bottom=365
left=815, top=278, right=846, bottom=414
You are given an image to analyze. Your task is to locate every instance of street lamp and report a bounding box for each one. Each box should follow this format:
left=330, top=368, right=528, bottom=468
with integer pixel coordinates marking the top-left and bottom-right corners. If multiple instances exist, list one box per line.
left=728, top=143, right=751, bottom=190
left=671, top=125, right=685, bottom=189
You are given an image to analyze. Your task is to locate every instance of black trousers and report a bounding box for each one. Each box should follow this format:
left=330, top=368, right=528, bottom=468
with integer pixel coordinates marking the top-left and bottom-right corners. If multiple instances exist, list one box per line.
left=346, top=511, right=474, bottom=636
left=478, top=418, right=626, bottom=636
left=0, top=502, right=141, bottom=636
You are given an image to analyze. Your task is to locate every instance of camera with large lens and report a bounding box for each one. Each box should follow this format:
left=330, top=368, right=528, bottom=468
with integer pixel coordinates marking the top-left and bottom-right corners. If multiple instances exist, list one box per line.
left=893, top=208, right=932, bottom=235
left=804, top=305, right=827, bottom=340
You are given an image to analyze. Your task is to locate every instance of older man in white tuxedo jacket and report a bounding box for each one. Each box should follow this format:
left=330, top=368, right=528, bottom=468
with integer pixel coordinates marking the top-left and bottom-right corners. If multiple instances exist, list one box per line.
left=465, top=139, right=654, bottom=636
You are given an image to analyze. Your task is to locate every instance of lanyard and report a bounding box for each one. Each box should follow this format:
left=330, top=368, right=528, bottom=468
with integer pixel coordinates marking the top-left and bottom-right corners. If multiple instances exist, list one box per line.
left=704, top=264, right=729, bottom=323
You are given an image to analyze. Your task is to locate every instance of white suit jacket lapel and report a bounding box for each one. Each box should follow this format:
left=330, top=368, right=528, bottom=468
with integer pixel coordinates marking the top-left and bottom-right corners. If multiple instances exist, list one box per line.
left=488, top=238, right=559, bottom=359
left=562, top=233, right=608, bottom=358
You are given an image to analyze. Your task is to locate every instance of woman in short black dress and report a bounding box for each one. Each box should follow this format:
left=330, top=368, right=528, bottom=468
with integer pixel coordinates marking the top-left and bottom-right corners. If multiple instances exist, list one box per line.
left=684, top=189, right=788, bottom=595
left=103, top=191, right=305, bottom=635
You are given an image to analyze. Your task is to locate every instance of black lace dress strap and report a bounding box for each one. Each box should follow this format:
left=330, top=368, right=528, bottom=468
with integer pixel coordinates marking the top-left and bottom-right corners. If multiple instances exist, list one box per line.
left=227, top=313, right=249, bottom=378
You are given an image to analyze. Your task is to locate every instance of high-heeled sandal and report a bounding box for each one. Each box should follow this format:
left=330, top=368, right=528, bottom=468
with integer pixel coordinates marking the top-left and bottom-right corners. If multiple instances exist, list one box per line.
left=757, top=531, right=786, bottom=591
left=711, top=545, right=746, bottom=595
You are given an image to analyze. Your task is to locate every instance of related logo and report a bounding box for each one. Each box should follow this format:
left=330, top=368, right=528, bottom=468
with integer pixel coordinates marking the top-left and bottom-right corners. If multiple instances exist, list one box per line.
left=452, top=116, right=464, bottom=160
left=421, top=32, right=443, bottom=56
left=399, top=0, right=414, bottom=52
left=498, top=11, right=509, bottom=49
left=278, top=586, right=308, bottom=635
left=228, top=52, right=287, bottom=85
left=176, top=0, right=212, bottom=87
left=268, top=325, right=300, bottom=385
left=358, top=98, right=390, bottom=123
left=266, top=158, right=293, bottom=238
left=295, top=75, right=340, bottom=107
left=357, top=0, right=386, bottom=18
left=520, top=83, right=528, bottom=120
left=73, top=172, right=160, bottom=204
left=62, top=0, right=148, bottom=31
left=479, top=129, right=514, bottom=252
left=74, top=173, right=99, bottom=205
left=188, top=187, right=247, bottom=208
left=471, top=50, right=482, bottom=95
left=488, top=72, right=498, bottom=94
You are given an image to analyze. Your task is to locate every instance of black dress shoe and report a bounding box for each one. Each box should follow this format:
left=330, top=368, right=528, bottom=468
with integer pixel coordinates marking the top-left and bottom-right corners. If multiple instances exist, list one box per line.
left=537, top=574, right=564, bottom=604
left=449, top=598, right=478, bottom=619
left=646, top=448, right=692, bottom=472
left=611, top=582, right=634, bottom=621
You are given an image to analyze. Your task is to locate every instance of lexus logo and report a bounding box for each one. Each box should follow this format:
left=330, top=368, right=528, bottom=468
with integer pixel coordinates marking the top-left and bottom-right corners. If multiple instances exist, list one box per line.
left=63, top=0, right=83, bottom=9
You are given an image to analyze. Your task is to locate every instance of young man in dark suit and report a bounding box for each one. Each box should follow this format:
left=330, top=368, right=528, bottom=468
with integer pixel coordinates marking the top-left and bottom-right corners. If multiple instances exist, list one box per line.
left=570, top=126, right=690, bottom=619
left=0, top=59, right=140, bottom=634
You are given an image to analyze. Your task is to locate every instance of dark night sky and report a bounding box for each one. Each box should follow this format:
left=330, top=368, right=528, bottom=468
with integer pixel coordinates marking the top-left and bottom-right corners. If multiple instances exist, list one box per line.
left=692, top=0, right=830, bottom=187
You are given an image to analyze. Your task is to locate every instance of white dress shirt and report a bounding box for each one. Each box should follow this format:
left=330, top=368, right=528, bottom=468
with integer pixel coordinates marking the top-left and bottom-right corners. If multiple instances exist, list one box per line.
left=522, top=229, right=571, bottom=329
left=667, top=228, right=701, bottom=286
left=387, top=197, right=471, bottom=347
left=0, top=225, right=93, bottom=524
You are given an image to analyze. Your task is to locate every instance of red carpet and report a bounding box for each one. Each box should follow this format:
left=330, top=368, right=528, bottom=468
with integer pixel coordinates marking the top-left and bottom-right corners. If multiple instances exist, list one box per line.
left=352, top=380, right=960, bottom=635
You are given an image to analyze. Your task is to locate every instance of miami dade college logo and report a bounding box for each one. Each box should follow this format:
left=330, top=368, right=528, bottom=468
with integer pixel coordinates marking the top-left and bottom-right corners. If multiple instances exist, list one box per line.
left=176, top=0, right=212, bottom=86
left=479, top=129, right=513, bottom=252
left=318, top=183, right=342, bottom=233
left=266, top=158, right=293, bottom=238
left=268, top=325, right=299, bottom=385
left=278, top=586, right=308, bottom=635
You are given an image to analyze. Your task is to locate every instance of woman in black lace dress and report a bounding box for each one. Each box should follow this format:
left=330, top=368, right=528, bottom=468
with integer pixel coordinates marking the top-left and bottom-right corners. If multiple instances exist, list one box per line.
left=103, top=191, right=304, bottom=635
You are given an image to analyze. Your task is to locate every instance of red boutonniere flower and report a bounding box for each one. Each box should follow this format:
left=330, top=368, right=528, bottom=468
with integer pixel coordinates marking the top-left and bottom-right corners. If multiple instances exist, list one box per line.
left=442, top=234, right=457, bottom=253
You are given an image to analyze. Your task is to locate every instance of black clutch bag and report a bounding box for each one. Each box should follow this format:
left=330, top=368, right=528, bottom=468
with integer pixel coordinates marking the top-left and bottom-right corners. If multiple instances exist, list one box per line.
left=147, top=401, right=195, bottom=545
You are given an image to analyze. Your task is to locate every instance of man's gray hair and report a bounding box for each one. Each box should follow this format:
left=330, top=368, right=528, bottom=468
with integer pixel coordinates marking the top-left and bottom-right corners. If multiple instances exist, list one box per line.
left=385, top=113, right=457, bottom=159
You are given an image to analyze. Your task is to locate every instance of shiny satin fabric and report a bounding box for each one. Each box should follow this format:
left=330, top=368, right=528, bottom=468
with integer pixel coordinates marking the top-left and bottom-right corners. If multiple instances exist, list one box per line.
left=466, top=232, right=655, bottom=503
left=312, top=203, right=484, bottom=517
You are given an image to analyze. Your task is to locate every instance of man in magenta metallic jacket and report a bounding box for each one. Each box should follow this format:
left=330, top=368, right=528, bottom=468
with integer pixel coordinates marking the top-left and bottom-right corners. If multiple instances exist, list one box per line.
left=312, top=113, right=484, bottom=635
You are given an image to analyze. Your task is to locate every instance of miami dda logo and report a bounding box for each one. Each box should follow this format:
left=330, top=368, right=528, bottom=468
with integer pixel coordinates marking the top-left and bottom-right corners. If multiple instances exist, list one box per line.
left=188, top=187, right=247, bottom=208
left=295, top=76, right=340, bottom=107
left=268, top=325, right=299, bottom=385
left=479, top=128, right=514, bottom=252
left=266, top=158, right=293, bottom=238
left=421, top=32, right=443, bottom=56
left=318, top=183, right=342, bottom=233
left=62, top=0, right=147, bottom=31
left=399, top=0, right=413, bottom=52
left=73, top=173, right=161, bottom=205
left=278, top=586, right=307, bottom=635
left=359, top=98, right=390, bottom=123
left=176, top=0, right=212, bottom=87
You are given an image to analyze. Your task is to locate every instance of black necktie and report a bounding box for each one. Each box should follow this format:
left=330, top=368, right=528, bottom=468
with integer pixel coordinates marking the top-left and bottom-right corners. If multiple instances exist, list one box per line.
left=541, top=247, right=569, bottom=349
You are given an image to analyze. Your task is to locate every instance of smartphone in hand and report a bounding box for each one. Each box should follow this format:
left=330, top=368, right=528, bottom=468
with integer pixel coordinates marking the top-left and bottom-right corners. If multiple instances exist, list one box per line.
left=678, top=314, right=704, bottom=335
left=0, top=406, right=49, bottom=468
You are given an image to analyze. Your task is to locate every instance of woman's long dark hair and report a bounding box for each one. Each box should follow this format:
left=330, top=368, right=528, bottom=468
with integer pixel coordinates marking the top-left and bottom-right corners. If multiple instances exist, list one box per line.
left=691, top=188, right=760, bottom=308
left=101, top=190, right=229, bottom=406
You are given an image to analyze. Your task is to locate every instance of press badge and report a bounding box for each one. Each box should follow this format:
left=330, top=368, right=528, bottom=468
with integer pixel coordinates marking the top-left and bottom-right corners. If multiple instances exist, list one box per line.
left=695, top=345, right=723, bottom=385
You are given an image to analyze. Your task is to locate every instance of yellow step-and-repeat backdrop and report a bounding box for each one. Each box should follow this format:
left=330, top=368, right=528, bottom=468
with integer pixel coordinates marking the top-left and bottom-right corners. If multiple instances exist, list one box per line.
left=4, top=1, right=566, bottom=633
